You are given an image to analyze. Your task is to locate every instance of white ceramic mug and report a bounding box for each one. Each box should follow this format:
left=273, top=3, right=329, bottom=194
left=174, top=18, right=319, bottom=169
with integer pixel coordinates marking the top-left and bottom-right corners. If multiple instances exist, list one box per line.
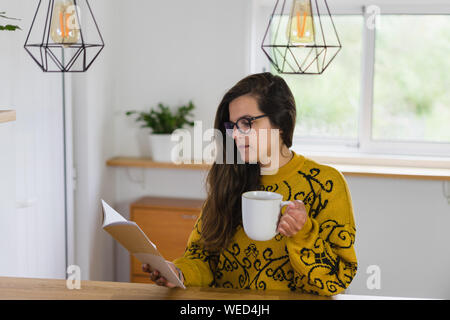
left=242, top=191, right=293, bottom=241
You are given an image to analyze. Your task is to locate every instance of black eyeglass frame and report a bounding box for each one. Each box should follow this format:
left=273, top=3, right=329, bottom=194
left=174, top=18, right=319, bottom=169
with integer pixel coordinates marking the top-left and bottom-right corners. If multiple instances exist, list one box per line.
left=224, top=114, right=269, bottom=135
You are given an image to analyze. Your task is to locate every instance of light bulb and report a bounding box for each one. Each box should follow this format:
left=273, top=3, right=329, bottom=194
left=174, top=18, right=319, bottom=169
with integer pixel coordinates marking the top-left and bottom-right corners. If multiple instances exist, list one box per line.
left=286, top=0, right=315, bottom=45
left=50, top=0, right=80, bottom=46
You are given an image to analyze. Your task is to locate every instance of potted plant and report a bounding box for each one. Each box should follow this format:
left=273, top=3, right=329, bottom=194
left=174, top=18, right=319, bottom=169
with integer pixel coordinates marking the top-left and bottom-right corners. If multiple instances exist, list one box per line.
left=126, top=101, right=195, bottom=162
left=0, top=12, right=21, bottom=31
left=0, top=12, right=19, bottom=122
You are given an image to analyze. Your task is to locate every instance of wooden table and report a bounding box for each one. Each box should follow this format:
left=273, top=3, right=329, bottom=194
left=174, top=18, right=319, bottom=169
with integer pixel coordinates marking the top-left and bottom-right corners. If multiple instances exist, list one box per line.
left=0, top=276, right=410, bottom=300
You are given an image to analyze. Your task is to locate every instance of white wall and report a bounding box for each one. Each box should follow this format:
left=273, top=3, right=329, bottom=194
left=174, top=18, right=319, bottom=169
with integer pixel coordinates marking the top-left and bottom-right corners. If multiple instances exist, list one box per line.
left=112, top=0, right=252, bottom=159
left=70, top=0, right=450, bottom=300
left=71, top=0, right=117, bottom=281
left=0, top=121, right=17, bottom=276
left=345, top=176, right=450, bottom=299
left=0, top=0, right=66, bottom=279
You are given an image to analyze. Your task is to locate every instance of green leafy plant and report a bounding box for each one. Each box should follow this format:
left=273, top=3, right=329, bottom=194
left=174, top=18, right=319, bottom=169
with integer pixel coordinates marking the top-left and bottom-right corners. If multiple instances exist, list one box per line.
left=0, top=12, right=21, bottom=31
left=126, top=101, right=196, bottom=134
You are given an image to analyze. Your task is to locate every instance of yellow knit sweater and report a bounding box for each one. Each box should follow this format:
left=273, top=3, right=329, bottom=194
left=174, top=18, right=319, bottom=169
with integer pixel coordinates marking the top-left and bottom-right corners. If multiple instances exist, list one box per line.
left=172, top=150, right=357, bottom=296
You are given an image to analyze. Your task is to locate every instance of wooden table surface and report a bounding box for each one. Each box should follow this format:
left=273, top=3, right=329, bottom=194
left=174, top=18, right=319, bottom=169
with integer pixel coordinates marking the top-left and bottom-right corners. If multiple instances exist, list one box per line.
left=0, top=276, right=411, bottom=300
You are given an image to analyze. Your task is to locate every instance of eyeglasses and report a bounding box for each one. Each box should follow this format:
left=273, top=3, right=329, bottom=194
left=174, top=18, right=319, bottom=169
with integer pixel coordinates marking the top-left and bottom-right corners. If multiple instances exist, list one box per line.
left=224, top=114, right=268, bottom=136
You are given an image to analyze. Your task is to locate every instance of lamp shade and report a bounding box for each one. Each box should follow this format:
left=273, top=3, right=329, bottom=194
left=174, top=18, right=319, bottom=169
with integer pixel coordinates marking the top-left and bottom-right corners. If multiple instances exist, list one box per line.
left=262, top=0, right=341, bottom=75
left=24, top=0, right=104, bottom=72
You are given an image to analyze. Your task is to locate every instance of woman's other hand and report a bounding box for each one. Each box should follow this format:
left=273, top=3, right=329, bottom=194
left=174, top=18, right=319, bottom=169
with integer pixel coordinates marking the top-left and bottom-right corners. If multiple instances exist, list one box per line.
left=141, top=261, right=184, bottom=288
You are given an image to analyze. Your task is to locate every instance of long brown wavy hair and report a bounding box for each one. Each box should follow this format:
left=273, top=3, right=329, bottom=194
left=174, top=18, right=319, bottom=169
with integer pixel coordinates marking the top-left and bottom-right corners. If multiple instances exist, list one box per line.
left=199, top=72, right=297, bottom=255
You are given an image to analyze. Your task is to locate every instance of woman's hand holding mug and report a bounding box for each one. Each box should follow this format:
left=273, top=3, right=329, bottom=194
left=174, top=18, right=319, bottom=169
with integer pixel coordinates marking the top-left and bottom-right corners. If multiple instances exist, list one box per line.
left=277, top=199, right=308, bottom=237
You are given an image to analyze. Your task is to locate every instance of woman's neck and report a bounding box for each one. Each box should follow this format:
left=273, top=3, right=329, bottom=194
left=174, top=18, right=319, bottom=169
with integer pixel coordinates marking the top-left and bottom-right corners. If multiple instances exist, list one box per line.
left=260, top=147, right=293, bottom=170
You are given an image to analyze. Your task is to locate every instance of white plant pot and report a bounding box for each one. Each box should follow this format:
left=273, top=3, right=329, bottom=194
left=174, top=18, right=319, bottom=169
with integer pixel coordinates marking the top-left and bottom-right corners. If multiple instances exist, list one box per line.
left=149, top=133, right=180, bottom=163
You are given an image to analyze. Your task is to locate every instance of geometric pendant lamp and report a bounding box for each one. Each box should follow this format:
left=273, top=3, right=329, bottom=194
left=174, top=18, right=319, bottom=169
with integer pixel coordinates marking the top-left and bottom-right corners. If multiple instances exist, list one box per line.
left=261, top=0, right=341, bottom=75
left=24, top=0, right=104, bottom=72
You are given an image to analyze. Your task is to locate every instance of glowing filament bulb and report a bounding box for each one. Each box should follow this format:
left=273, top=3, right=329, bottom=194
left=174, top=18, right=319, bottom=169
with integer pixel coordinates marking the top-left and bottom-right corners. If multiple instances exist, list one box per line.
left=286, top=0, right=315, bottom=45
left=50, top=0, right=80, bottom=46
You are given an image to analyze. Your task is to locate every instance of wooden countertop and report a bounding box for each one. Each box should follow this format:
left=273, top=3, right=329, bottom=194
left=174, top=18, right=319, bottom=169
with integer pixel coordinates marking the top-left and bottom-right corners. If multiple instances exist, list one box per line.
left=0, top=276, right=414, bottom=300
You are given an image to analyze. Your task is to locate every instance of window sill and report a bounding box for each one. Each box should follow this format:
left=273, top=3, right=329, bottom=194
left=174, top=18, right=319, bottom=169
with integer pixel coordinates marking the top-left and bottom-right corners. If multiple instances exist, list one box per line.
left=106, top=152, right=450, bottom=181
left=301, top=151, right=450, bottom=181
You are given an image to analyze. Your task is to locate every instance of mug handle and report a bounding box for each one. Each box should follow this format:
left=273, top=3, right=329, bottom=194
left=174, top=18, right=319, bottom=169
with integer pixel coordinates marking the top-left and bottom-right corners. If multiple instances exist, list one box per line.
left=280, top=200, right=304, bottom=212
left=279, top=201, right=293, bottom=218
left=276, top=201, right=293, bottom=231
left=280, top=201, right=292, bottom=209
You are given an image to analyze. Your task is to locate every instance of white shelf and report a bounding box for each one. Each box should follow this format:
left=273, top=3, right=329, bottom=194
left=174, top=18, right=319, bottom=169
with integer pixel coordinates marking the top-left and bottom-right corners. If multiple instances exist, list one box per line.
left=0, top=110, right=16, bottom=124
left=106, top=156, right=450, bottom=181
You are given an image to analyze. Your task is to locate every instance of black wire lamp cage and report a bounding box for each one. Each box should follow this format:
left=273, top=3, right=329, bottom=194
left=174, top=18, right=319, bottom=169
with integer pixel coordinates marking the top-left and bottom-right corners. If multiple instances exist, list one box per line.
left=262, top=0, right=341, bottom=75
left=24, top=0, right=104, bottom=72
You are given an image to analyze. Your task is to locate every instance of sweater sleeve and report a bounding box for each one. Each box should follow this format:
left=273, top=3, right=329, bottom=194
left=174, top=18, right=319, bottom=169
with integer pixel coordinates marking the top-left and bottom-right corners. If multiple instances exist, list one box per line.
left=286, top=168, right=358, bottom=296
left=171, top=211, right=215, bottom=287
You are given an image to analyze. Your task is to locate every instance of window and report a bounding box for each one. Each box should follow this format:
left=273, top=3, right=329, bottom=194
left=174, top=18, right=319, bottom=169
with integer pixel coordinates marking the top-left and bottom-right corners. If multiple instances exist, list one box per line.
left=252, top=1, right=450, bottom=157
left=273, top=16, right=363, bottom=142
left=373, top=15, right=450, bottom=143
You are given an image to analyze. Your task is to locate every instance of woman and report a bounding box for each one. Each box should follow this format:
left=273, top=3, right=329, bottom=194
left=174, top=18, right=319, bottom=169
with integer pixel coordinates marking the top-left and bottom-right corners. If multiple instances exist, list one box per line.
left=142, top=72, right=357, bottom=296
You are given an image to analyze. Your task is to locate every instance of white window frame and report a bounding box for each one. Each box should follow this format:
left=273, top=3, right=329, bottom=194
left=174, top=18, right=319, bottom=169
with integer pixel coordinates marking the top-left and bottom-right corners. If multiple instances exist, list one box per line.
left=250, top=0, right=450, bottom=158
